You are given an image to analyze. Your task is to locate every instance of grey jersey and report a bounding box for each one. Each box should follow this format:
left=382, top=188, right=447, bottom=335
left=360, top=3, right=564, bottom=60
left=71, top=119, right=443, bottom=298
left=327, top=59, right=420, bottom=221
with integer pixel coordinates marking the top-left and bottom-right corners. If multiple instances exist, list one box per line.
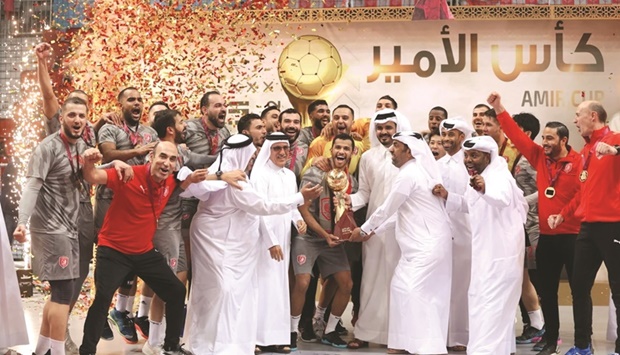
left=297, top=126, right=316, bottom=148
left=287, top=138, right=308, bottom=184
left=96, top=123, right=158, bottom=200
left=45, top=112, right=96, bottom=203
left=26, top=132, right=87, bottom=235
left=184, top=118, right=231, bottom=170
left=514, top=156, right=539, bottom=243
left=299, top=166, right=358, bottom=242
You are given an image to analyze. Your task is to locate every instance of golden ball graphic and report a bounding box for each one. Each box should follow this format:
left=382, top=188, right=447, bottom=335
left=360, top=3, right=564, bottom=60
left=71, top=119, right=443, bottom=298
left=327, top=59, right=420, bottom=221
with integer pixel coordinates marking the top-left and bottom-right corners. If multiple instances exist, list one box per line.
left=278, top=35, right=343, bottom=100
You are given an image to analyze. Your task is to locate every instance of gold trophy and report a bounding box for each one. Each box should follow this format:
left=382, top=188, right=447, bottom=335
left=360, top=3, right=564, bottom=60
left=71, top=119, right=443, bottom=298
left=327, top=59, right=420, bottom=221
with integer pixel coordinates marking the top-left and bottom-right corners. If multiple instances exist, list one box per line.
left=326, top=168, right=356, bottom=240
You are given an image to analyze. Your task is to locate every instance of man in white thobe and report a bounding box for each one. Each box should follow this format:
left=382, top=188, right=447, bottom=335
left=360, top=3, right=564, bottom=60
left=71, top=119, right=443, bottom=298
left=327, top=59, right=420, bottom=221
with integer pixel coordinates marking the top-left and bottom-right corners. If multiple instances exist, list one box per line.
left=179, top=134, right=321, bottom=355
left=351, top=131, right=452, bottom=355
left=348, top=109, right=411, bottom=348
left=0, top=204, right=29, bottom=354
left=251, top=133, right=307, bottom=352
left=438, top=118, right=475, bottom=352
left=433, top=136, right=527, bottom=355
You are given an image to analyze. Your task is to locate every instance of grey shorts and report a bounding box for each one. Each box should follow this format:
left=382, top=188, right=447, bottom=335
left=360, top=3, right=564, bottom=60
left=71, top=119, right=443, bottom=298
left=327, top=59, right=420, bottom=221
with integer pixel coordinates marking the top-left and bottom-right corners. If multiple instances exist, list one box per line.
left=181, top=199, right=198, bottom=230
left=177, top=237, right=188, bottom=273
left=153, top=229, right=182, bottom=273
left=31, top=232, right=79, bottom=281
left=94, top=198, right=111, bottom=234
left=291, top=237, right=350, bottom=278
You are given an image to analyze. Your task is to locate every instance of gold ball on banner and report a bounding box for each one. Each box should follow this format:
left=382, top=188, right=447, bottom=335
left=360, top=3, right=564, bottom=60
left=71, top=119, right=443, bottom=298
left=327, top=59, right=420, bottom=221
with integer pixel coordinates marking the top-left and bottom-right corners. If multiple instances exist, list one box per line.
left=278, top=35, right=343, bottom=100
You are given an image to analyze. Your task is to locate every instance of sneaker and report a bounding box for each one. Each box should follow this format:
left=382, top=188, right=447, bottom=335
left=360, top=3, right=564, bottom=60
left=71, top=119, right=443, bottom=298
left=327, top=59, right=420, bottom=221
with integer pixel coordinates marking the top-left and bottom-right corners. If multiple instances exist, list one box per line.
left=142, top=341, right=164, bottom=355
left=564, top=344, right=593, bottom=355
left=290, top=332, right=298, bottom=351
left=321, top=331, right=347, bottom=348
left=134, top=314, right=150, bottom=339
left=162, top=343, right=192, bottom=355
left=516, top=325, right=545, bottom=344
left=312, top=317, right=326, bottom=338
left=536, top=343, right=559, bottom=355
left=101, top=319, right=114, bottom=341
left=108, top=309, right=138, bottom=344
left=534, top=339, right=563, bottom=352
left=300, top=324, right=317, bottom=342
left=65, top=327, right=79, bottom=355
left=335, top=320, right=348, bottom=336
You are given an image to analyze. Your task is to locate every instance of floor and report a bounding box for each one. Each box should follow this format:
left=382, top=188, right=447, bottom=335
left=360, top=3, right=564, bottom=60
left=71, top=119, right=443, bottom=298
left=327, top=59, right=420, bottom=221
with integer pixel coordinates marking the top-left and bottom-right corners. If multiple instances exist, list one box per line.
left=10, top=292, right=617, bottom=355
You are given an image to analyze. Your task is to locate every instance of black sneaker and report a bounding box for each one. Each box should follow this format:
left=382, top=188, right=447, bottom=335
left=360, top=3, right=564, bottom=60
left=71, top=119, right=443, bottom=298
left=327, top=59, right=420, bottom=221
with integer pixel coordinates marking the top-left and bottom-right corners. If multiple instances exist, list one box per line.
left=101, top=319, right=114, bottom=341
left=516, top=325, right=544, bottom=344
left=533, top=338, right=547, bottom=351
left=536, top=343, right=559, bottom=355
left=162, top=343, right=192, bottom=355
left=335, top=320, right=348, bottom=336
left=134, top=314, right=150, bottom=339
left=32, top=351, right=51, bottom=355
left=290, top=332, right=298, bottom=351
left=300, top=324, right=317, bottom=342
left=321, top=331, right=347, bottom=348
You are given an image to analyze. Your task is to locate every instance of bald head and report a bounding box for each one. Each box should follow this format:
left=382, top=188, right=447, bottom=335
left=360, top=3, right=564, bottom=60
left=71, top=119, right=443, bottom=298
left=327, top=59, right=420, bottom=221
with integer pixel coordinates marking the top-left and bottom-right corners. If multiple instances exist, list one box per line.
left=575, top=100, right=607, bottom=138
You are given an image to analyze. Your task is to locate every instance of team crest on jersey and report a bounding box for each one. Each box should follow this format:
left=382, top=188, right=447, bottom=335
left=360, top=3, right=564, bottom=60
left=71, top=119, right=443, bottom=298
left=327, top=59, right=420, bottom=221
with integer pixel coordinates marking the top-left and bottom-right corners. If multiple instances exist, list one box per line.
left=297, top=255, right=307, bottom=265
left=170, top=258, right=177, bottom=268
left=143, top=134, right=153, bottom=143
left=58, top=256, right=69, bottom=269
left=182, top=213, right=190, bottom=220
left=163, top=186, right=170, bottom=197
left=564, top=163, right=573, bottom=173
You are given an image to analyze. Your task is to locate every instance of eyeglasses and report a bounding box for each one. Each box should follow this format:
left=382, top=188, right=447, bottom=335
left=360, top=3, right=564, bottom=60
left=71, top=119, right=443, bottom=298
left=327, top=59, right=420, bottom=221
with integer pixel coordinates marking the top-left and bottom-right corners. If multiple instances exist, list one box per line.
left=271, top=145, right=290, bottom=153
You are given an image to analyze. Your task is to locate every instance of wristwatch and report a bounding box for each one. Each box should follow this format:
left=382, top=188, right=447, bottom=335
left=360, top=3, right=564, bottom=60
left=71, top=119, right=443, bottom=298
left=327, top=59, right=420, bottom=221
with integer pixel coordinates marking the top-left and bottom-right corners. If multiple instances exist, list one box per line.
left=359, top=229, right=368, bottom=238
left=216, top=170, right=223, bottom=180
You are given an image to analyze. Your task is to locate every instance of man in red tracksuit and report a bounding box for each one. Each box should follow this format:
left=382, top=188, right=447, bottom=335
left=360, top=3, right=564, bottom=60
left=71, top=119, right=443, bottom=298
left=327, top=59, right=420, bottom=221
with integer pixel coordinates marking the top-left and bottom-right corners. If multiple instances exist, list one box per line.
left=488, top=93, right=582, bottom=355
left=546, top=100, right=620, bottom=355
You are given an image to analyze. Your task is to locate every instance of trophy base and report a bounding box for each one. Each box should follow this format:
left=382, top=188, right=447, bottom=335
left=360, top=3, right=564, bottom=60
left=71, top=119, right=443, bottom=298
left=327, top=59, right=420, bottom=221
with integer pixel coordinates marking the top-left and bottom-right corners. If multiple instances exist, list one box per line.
left=334, top=211, right=357, bottom=240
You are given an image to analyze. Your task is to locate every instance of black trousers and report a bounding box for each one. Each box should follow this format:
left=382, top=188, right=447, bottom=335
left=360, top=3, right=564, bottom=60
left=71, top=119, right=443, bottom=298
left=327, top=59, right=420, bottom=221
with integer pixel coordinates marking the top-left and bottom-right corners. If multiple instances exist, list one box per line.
left=571, top=222, right=620, bottom=351
left=79, top=246, right=186, bottom=354
left=535, top=233, right=577, bottom=343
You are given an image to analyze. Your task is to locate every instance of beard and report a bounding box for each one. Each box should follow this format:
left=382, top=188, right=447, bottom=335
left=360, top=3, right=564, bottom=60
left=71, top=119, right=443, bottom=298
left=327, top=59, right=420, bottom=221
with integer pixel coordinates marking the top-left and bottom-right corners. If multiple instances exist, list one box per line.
left=208, top=113, right=225, bottom=129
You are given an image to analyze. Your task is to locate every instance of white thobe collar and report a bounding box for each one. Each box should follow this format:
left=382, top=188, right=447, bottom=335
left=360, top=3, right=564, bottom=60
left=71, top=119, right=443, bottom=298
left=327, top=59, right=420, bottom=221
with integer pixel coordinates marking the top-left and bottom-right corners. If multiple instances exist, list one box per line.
left=447, top=149, right=464, bottom=165
left=266, top=159, right=286, bottom=175
left=399, top=158, right=415, bottom=171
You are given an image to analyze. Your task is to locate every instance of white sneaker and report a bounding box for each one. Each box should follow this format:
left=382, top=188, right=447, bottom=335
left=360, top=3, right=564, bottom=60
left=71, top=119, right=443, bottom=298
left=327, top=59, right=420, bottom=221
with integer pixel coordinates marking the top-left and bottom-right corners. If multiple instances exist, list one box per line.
left=142, top=341, right=164, bottom=355
left=312, top=317, right=326, bottom=338
left=65, top=325, right=79, bottom=354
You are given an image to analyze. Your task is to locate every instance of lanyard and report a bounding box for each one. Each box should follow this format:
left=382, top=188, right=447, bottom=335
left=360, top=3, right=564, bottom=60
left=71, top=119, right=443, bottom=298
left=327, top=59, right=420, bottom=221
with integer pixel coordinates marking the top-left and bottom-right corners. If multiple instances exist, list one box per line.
left=122, top=123, right=143, bottom=147
left=545, top=159, right=568, bottom=188
left=59, top=131, right=85, bottom=192
left=145, top=165, right=162, bottom=228
left=288, top=142, right=298, bottom=171
left=200, top=119, right=219, bottom=155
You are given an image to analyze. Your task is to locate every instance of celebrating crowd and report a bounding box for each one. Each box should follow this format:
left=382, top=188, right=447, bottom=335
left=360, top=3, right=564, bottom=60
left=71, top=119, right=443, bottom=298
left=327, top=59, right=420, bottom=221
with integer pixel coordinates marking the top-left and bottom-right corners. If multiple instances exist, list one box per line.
left=3, top=42, right=620, bottom=355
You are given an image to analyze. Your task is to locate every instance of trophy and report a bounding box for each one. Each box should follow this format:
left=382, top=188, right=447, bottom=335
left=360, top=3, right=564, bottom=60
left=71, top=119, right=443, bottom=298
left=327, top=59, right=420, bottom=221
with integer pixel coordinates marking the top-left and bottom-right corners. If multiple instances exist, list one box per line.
left=326, top=169, right=357, bottom=240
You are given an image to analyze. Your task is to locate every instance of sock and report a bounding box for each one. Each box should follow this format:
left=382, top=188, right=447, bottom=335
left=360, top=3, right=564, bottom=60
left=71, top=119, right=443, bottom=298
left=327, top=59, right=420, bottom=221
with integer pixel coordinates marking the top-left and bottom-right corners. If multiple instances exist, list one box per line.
left=50, top=339, right=65, bottom=355
left=115, top=294, right=128, bottom=312
left=149, top=320, right=162, bottom=346
left=35, top=335, right=51, bottom=355
left=528, top=308, right=544, bottom=330
left=138, top=296, right=152, bottom=318
left=291, top=315, right=301, bottom=333
left=126, top=296, right=135, bottom=317
left=313, top=306, right=326, bottom=321
left=325, top=314, right=341, bottom=335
